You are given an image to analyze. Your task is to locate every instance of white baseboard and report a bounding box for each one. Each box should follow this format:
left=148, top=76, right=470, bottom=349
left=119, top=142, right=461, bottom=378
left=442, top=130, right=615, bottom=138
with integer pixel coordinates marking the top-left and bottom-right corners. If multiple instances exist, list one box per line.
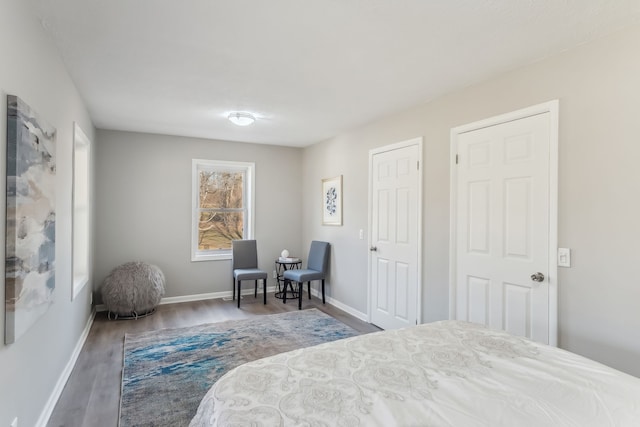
left=36, top=309, right=95, bottom=427
left=95, top=286, right=278, bottom=312
left=309, top=288, right=368, bottom=322
left=95, top=286, right=368, bottom=323
left=38, top=287, right=365, bottom=426
left=160, top=286, right=278, bottom=305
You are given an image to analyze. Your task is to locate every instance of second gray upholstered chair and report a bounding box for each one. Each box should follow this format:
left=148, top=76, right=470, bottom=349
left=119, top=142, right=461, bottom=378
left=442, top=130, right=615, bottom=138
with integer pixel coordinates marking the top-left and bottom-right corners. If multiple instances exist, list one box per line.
left=232, top=240, right=268, bottom=308
left=283, top=240, right=330, bottom=309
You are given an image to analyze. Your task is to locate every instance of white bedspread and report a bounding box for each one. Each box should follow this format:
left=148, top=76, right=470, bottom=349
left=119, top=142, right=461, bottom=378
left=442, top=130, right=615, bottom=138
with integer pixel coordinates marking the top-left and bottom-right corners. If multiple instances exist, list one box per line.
left=190, top=320, right=640, bottom=426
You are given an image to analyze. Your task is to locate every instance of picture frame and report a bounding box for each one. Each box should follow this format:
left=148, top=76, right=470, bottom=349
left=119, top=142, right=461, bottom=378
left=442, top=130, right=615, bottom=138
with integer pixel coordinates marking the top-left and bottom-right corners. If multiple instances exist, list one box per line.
left=321, top=175, right=342, bottom=226
left=5, top=95, right=57, bottom=344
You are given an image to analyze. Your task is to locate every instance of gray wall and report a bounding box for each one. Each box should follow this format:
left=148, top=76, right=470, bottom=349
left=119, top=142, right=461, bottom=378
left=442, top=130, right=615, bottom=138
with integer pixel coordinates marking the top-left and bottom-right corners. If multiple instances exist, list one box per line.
left=0, top=0, right=95, bottom=425
left=94, top=130, right=303, bottom=300
left=3, top=3, right=638, bottom=424
left=301, top=23, right=640, bottom=376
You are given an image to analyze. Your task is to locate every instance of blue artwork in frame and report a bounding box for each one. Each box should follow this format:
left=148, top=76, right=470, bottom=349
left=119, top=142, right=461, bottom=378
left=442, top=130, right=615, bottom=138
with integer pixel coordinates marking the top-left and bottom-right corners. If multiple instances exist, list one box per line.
left=321, top=175, right=342, bottom=226
left=5, top=95, right=56, bottom=344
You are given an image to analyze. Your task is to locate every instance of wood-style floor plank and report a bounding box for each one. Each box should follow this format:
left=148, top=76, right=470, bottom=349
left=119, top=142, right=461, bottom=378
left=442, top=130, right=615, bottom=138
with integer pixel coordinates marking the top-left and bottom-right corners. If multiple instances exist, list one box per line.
left=47, top=294, right=380, bottom=427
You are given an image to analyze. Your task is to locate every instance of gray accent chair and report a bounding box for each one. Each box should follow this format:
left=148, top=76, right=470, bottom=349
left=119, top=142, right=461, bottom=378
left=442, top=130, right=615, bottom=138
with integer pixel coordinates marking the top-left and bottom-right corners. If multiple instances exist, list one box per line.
left=232, top=240, right=268, bottom=308
left=283, top=241, right=330, bottom=309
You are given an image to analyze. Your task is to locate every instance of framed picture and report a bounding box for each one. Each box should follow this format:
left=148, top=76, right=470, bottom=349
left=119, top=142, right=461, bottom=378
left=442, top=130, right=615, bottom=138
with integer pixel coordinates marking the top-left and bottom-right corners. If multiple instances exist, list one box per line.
left=5, top=95, right=57, bottom=344
left=321, top=175, right=342, bottom=226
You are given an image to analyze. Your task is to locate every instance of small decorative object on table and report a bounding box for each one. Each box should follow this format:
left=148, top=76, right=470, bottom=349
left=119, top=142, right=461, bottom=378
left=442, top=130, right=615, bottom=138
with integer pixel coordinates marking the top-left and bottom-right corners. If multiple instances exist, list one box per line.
left=279, top=247, right=300, bottom=263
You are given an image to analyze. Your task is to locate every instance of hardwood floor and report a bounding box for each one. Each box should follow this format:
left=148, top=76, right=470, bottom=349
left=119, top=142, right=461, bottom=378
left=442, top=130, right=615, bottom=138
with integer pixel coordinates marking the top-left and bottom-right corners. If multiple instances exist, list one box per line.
left=47, top=294, right=380, bottom=427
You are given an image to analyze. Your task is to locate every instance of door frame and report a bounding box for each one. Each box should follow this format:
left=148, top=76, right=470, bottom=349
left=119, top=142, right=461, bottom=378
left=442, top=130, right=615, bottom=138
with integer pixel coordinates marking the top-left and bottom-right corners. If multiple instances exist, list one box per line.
left=367, top=137, right=423, bottom=325
left=449, top=101, right=559, bottom=345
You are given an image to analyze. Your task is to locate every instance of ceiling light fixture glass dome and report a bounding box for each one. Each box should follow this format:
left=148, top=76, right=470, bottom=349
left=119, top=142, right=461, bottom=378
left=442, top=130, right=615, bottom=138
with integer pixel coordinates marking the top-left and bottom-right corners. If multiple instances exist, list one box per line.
left=228, top=111, right=256, bottom=126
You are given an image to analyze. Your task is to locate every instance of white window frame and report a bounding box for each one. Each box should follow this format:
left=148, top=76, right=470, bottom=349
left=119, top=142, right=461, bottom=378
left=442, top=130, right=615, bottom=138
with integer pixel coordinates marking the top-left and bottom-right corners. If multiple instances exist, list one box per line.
left=72, top=123, right=91, bottom=299
left=191, top=159, right=255, bottom=262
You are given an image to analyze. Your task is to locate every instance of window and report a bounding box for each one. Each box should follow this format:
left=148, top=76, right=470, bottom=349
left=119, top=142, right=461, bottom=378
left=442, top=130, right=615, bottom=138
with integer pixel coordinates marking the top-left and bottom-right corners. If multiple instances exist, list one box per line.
left=191, top=159, right=255, bottom=261
left=72, top=123, right=90, bottom=299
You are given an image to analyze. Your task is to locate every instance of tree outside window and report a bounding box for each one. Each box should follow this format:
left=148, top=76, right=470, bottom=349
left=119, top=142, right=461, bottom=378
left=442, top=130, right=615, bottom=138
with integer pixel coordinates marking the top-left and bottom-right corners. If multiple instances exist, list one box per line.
left=192, top=160, right=254, bottom=261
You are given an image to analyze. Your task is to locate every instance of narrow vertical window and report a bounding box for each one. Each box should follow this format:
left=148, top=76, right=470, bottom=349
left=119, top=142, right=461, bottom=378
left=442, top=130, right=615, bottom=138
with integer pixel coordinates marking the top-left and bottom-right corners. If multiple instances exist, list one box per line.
left=191, top=160, right=254, bottom=261
left=72, top=123, right=90, bottom=299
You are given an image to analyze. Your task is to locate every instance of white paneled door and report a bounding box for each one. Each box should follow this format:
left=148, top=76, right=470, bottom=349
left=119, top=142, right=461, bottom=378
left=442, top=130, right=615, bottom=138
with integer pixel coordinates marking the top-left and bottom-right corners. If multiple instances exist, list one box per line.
left=369, top=139, right=422, bottom=330
left=452, top=105, right=558, bottom=345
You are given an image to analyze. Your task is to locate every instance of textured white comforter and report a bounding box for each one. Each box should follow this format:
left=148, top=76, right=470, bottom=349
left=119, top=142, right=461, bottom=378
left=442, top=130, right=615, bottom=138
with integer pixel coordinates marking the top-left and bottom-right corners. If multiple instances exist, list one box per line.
left=190, top=320, right=640, bottom=426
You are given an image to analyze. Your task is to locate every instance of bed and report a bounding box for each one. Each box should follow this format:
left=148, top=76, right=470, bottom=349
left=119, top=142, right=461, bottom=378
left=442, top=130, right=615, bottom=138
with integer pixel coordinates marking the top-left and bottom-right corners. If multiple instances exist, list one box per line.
left=190, top=320, right=640, bottom=426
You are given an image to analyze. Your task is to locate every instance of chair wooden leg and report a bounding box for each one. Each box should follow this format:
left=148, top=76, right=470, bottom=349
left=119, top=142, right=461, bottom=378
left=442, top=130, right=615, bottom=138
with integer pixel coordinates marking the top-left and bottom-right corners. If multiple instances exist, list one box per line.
left=237, top=281, right=241, bottom=308
left=255, top=280, right=258, bottom=298
left=233, top=278, right=236, bottom=300
left=263, top=279, right=267, bottom=304
left=322, top=279, right=325, bottom=304
left=298, top=282, right=302, bottom=310
left=307, top=282, right=311, bottom=299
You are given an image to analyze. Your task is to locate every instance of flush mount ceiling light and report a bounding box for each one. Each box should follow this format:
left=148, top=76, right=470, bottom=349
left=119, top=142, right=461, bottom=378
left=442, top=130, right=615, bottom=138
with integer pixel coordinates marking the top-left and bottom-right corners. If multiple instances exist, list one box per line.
left=228, top=111, right=256, bottom=126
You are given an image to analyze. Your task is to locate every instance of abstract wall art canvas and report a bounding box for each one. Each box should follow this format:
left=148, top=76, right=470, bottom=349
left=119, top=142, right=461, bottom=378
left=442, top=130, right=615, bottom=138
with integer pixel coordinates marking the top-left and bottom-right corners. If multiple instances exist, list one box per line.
left=5, top=95, right=56, bottom=344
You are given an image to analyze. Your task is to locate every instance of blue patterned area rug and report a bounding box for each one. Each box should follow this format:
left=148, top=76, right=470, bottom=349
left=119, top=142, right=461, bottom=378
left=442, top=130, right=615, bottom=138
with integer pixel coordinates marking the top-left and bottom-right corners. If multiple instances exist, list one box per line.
left=120, top=309, right=359, bottom=427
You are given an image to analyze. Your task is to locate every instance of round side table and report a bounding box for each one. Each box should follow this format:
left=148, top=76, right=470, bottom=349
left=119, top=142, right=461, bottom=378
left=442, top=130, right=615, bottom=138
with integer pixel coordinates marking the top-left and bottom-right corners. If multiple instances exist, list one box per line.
left=274, top=259, right=302, bottom=299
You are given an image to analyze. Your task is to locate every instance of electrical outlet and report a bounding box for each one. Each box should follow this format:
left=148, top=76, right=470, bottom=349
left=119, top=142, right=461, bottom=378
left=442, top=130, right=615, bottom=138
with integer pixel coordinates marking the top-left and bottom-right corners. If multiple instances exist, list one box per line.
left=11, top=416, right=18, bottom=427
left=272, top=270, right=277, bottom=279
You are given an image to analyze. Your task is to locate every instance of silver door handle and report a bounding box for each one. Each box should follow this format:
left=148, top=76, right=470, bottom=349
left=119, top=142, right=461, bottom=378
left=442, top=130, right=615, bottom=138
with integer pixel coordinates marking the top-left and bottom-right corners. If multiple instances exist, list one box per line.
left=370, top=246, right=377, bottom=252
left=531, top=272, right=545, bottom=282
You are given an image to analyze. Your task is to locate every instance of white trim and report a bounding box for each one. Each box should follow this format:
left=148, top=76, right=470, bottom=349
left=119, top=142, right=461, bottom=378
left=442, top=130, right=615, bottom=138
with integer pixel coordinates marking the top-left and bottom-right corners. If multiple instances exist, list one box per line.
left=547, top=101, right=560, bottom=347
left=191, top=159, right=255, bottom=262
left=95, top=286, right=279, bottom=312
left=449, top=100, right=559, bottom=346
left=448, top=133, right=458, bottom=320
left=309, top=288, right=368, bottom=322
left=37, top=310, right=95, bottom=427
left=367, top=152, right=373, bottom=323
left=96, top=287, right=368, bottom=324
left=367, top=137, right=424, bottom=325
left=72, top=122, right=91, bottom=300
left=192, top=253, right=233, bottom=262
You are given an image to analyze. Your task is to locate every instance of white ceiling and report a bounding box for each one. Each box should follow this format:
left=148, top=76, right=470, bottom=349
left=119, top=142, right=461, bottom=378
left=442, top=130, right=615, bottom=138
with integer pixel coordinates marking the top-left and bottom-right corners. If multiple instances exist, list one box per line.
left=28, top=0, right=640, bottom=147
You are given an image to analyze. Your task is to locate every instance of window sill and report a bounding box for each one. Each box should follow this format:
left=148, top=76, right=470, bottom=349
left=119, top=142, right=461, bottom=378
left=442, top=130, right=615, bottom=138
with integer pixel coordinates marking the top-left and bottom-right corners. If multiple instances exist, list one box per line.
left=191, top=253, right=232, bottom=262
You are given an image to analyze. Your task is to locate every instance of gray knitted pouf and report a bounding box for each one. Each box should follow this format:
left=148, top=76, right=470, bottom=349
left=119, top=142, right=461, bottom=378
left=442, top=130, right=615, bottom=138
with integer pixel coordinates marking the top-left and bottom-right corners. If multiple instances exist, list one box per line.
left=101, top=261, right=165, bottom=319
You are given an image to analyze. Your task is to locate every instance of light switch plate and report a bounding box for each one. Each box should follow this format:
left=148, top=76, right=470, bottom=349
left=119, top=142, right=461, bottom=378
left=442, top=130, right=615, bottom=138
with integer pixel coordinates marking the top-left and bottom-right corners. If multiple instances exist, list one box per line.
left=558, top=248, right=571, bottom=267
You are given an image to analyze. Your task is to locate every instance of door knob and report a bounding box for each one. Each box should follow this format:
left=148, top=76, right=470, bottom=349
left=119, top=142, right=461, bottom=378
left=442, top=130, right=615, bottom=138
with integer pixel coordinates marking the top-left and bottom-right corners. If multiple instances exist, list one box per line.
left=370, top=246, right=377, bottom=252
left=530, top=272, right=545, bottom=282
